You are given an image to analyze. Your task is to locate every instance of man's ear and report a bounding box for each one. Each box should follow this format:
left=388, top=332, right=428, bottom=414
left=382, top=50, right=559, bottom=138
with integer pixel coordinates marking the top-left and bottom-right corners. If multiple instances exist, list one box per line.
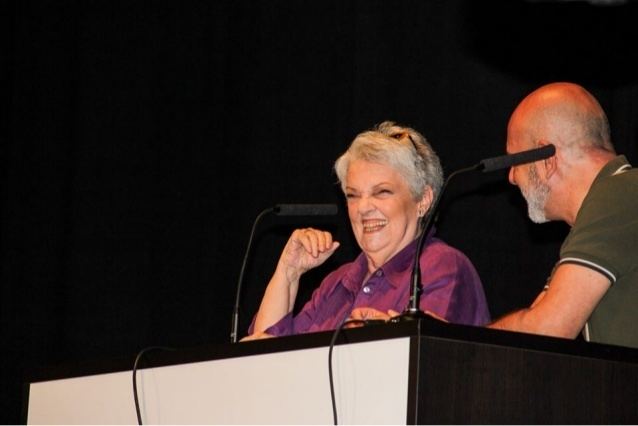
left=542, top=155, right=558, bottom=179
left=538, top=140, right=557, bottom=179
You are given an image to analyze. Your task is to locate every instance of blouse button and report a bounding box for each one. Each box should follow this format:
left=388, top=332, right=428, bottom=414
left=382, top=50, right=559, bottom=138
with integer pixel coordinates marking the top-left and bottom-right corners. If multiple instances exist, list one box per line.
left=363, top=286, right=371, bottom=294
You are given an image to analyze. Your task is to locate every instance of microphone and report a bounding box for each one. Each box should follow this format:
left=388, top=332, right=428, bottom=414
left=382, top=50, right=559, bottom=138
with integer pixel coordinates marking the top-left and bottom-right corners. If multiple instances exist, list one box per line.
left=230, top=203, right=339, bottom=343
left=396, top=144, right=555, bottom=320
left=274, top=204, right=339, bottom=216
left=479, top=144, right=556, bottom=172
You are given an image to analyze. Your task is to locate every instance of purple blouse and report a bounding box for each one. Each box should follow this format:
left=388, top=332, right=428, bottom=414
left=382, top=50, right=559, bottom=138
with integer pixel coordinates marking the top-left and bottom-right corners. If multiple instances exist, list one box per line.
left=253, top=233, right=490, bottom=337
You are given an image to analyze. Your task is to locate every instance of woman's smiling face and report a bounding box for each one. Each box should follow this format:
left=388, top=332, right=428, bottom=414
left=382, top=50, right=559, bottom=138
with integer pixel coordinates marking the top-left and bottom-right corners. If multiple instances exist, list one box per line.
left=345, top=159, right=424, bottom=269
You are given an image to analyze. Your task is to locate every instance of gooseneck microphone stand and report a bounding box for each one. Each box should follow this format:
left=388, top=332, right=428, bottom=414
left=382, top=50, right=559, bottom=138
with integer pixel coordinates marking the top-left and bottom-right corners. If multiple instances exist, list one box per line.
left=230, top=207, right=274, bottom=343
left=395, top=164, right=482, bottom=321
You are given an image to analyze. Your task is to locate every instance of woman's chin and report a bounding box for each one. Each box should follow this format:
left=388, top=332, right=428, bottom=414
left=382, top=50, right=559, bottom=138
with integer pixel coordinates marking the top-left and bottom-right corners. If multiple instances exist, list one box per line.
left=361, top=240, right=393, bottom=259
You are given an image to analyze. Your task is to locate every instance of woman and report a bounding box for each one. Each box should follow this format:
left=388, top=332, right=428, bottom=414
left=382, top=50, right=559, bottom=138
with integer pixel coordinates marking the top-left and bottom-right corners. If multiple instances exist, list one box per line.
left=245, top=121, right=490, bottom=339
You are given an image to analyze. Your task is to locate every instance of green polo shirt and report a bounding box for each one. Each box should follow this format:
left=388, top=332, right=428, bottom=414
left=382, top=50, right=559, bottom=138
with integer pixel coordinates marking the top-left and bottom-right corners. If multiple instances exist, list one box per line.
left=558, top=155, right=638, bottom=348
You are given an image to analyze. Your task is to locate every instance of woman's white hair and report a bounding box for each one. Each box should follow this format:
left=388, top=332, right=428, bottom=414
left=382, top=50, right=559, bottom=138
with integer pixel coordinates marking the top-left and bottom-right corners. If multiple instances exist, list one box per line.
left=334, top=121, right=443, bottom=200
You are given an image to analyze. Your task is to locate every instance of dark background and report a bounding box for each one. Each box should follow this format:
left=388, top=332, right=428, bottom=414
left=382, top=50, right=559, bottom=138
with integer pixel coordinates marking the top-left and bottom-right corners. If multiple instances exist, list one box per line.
left=2, top=0, right=638, bottom=423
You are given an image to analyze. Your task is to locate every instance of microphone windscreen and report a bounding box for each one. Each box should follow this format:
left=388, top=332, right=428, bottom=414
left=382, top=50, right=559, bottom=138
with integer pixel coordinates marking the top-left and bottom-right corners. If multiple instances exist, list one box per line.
left=480, top=144, right=555, bottom=173
left=274, top=204, right=338, bottom=216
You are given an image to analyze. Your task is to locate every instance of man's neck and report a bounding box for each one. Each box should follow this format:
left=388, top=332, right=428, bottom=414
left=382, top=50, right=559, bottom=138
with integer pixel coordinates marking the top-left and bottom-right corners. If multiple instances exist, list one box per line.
left=559, top=153, right=616, bottom=226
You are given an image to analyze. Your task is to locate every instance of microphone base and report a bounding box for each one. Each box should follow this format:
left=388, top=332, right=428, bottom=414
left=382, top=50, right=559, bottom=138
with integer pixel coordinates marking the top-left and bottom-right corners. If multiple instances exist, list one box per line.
left=390, top=309, right=430, bottom=323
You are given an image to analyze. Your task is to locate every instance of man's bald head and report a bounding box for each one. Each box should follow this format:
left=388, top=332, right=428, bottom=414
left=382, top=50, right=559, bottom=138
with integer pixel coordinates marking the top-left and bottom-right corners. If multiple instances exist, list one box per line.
left=508, top=82, right=614, bottom=156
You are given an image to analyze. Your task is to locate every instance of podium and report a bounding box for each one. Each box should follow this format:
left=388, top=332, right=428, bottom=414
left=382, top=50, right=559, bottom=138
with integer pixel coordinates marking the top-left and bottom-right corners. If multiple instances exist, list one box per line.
left=25, top=318, right=638, bottom=424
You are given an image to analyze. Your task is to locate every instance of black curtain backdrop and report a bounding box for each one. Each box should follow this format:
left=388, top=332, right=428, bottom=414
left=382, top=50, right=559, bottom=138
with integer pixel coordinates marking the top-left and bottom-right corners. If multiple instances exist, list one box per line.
left=2, top=0, right=638, bottom=422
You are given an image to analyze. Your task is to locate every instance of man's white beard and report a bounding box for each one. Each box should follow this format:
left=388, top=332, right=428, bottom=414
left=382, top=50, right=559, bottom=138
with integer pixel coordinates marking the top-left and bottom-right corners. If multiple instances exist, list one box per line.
left=521, top=165, right=550, bottom=224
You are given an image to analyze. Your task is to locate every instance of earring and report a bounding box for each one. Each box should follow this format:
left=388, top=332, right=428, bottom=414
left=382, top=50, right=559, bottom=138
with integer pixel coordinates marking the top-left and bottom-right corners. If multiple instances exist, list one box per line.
left=417, top=206, right=425, bottom=217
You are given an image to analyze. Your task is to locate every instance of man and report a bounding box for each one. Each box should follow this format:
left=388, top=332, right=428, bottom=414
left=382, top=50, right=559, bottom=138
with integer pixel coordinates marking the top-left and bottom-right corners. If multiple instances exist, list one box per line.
left=489, top=82, right=638, bottom=349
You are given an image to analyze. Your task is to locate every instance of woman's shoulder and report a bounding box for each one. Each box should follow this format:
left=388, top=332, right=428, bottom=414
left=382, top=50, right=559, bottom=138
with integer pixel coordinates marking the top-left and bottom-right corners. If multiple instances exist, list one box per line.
left=421, top=237, right=477, bottom=271
left=423, top=237, right=470, bottom=259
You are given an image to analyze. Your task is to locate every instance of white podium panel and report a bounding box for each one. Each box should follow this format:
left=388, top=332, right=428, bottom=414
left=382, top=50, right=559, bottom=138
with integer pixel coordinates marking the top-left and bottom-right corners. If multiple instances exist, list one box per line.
left=25, top=319, right=638, bottom=424
left=27, top=337, right=411, bottom=425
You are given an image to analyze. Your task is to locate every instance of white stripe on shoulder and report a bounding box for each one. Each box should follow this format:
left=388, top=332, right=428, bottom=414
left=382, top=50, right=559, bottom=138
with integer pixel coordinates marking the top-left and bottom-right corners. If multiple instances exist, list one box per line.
left=583, top=322, right=590, bottom=342
left=558, top=257, right=617, bottom=283
left=612, top=164, right=632, bottom=175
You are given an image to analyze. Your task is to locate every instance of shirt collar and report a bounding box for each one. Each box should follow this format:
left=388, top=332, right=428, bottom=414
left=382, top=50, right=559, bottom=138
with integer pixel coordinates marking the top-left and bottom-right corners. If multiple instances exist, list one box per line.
left=594, top=155, right=631, bottom=184
left=341, top=229, right=436, bottom=292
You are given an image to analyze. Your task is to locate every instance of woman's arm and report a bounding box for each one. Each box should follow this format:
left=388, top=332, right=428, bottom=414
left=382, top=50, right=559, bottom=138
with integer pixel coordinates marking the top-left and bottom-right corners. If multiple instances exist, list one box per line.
left=251, top=228, right=340, bottom=334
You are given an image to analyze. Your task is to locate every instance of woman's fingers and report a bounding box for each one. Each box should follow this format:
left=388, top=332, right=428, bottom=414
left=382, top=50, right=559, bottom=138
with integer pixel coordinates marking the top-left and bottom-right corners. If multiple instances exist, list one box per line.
left=297, top=228, right=335, bottom=258
left=387, top=309, right=401, bottom=318
left=280, top=228, right=339, bottom=275
left=239, top=332, right=274, bottom=342
left=350, top=307, right=391, bottom=321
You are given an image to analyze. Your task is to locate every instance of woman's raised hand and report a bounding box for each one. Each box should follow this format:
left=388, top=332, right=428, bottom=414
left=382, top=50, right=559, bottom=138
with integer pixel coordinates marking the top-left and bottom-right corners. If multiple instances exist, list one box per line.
left=278, top=228, right=340, bottom=281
